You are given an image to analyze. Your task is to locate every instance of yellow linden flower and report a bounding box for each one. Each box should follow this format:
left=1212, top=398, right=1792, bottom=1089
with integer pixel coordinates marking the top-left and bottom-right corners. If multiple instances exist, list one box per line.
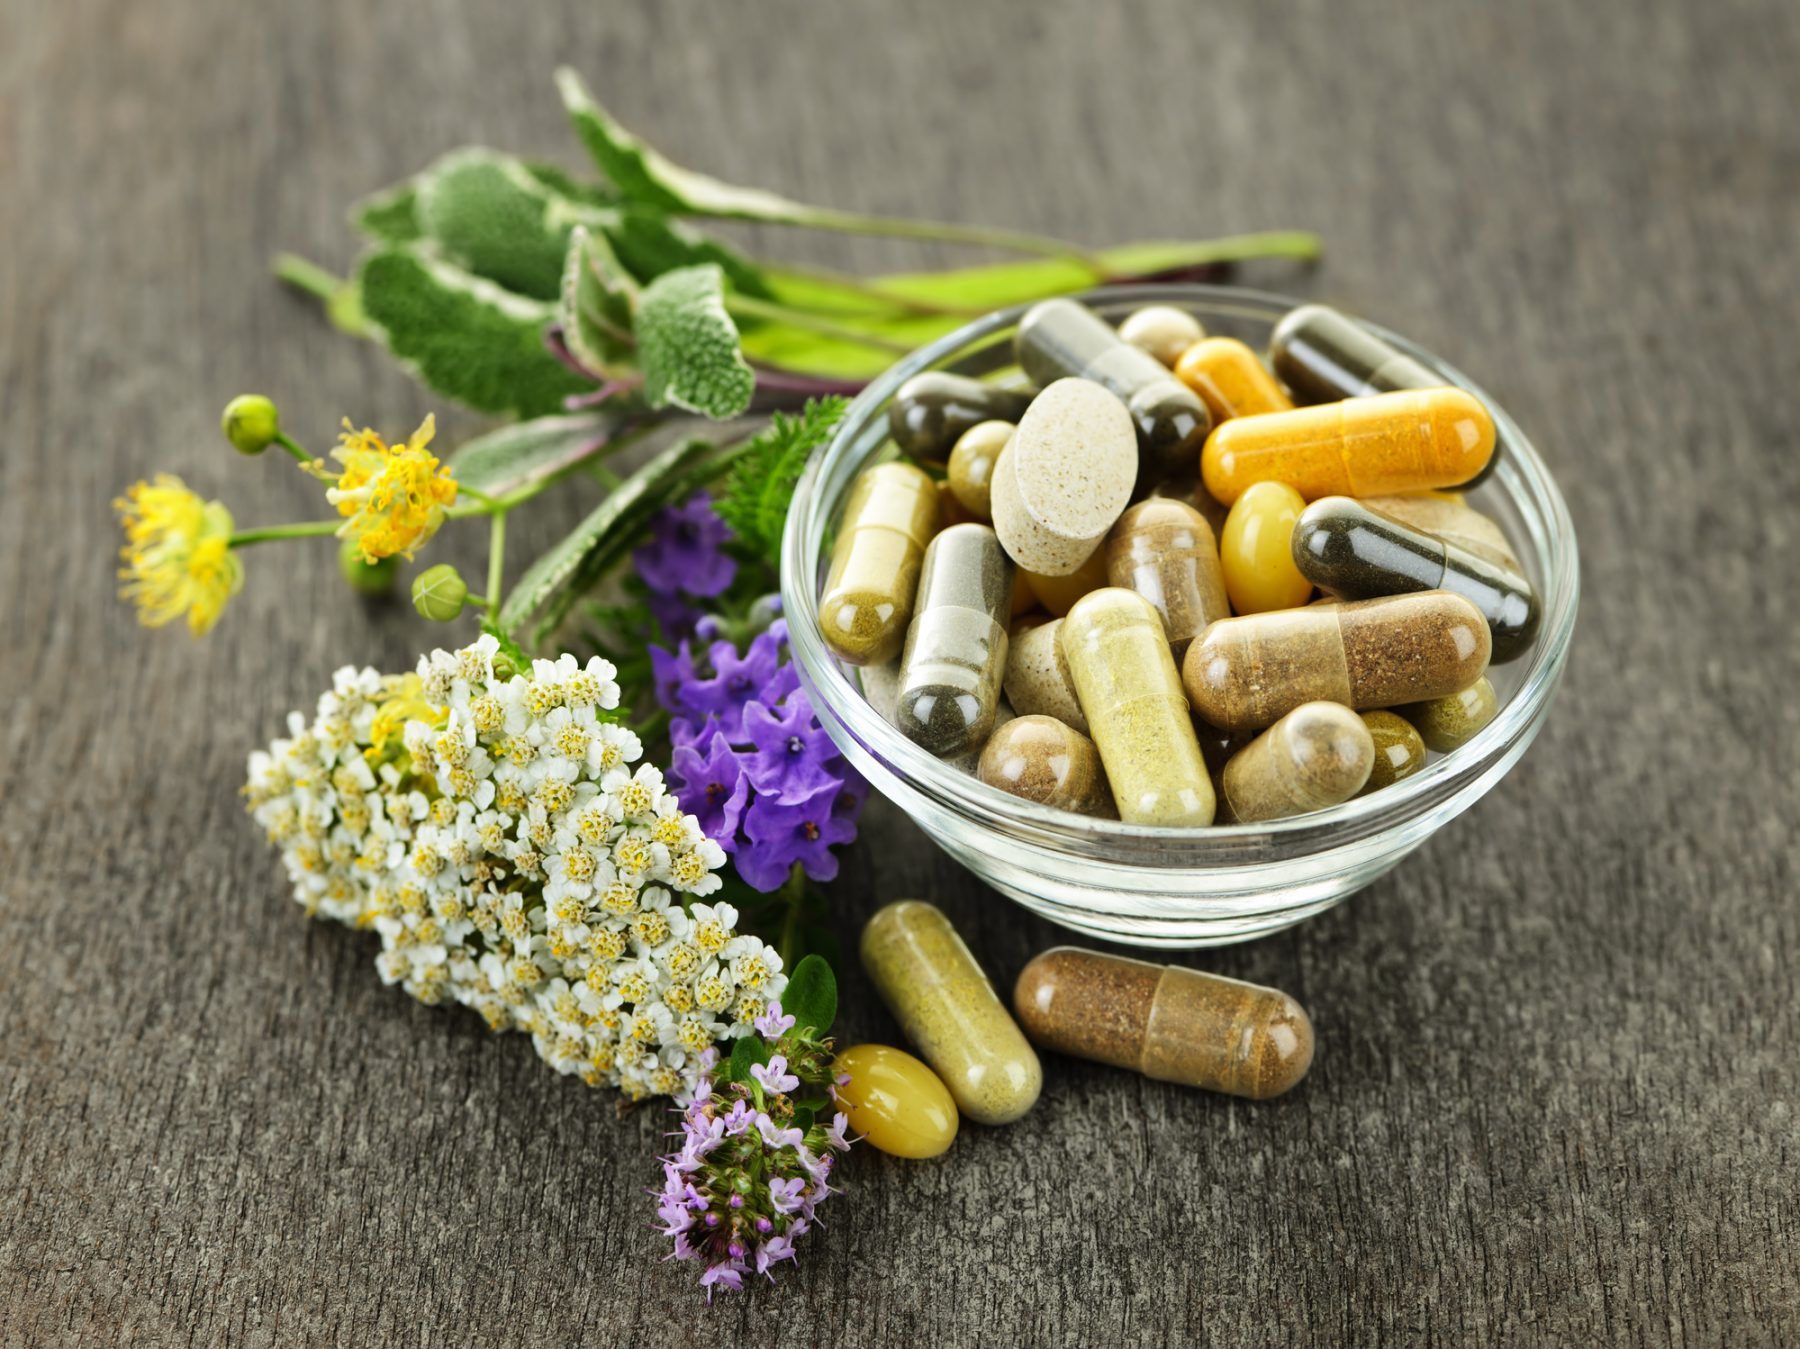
left=114, top=474, right=243, bottom=636
left=314, top=414, right=457, bottom=563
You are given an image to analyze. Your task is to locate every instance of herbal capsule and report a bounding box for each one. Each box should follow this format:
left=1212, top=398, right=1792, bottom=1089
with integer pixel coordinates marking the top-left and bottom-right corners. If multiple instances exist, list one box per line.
left=1183, top=591, right=1491, bottom=732
left=861, top=901, right=1042, bottom=1126
left=1015, top=299, right=1212, bottom=485
left=946, top=420, right=1012, bottom=521
left=977, top=714, right=1110, bottom=816
left=1362, top=493, right=1521, bottom=573
left=820, top=461, right=939, bottom=666
left=1220, top=701, right=1373, bottom=823
left=1174, top=336, right=1295, bottom=423
left=894, top=524, right=1014, bottom=757
left=1062, top=588, right=1216, bottom=826
left=1219, top=480, right=1313, bottom=615
left=888, top=372, right=1033, bottom=463
left=1201, top=387, right=1495, bottom=506
left=990, top=378, right=1138, bottom=576
left=1104, top=498, right=1230, bottom=659
left=1022, top=542, right=1109, bottom=618
left=1269, top=303, right=1440, bottom=405
left=1358, top=710, right=1426, bottom=794
left=1401, top=675, right=1499, bottom=752
left=1292, top=497, right=1540, bottom=662
left=1013, top=948, right=1314, bottom=1100
left=1116, top=304, right=1206, bottom=368
left=832, top=1043, right=959, bottom=1159
left=1002, top=618, right=1088, bottom=734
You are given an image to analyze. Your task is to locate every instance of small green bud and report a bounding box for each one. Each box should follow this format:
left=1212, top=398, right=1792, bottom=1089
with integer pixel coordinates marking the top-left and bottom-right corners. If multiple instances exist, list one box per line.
left=412, top=564, right=469, bottom=621
left=339, top=537, right=401, bottom=595
left=222, top=394, right=281, bottom=455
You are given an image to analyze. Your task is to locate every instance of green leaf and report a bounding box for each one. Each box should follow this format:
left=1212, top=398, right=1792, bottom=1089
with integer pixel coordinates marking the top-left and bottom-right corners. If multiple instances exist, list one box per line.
left=634, top=264, right=754, bottom=419
left=416, top=148, right=599, bottom=301
left=498, top=435, right=718, bottom=633
left=447, top=412, right=621, bottom=497
left=352, top=182, right=424, bottom=244
left=519, top=160, right=618, bottom=208
left=602, top=205, right=769, bottom=296
left=356, top=246, right=593, bottom=418
left=715, top=397, right=847, bottom=567
left=478, top=621, right=533, bottom=679
left=781, top=954, right=837, bottom=1038
left=727, top=1033, right=772, bottom=1087
left=559, top=226, right=638, bottom=378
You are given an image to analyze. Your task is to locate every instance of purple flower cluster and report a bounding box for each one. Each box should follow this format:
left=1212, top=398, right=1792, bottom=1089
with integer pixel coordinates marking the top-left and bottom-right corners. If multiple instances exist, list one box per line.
left=655, top=1011, right=852, bottom=1297
left=633, top=492, right=737, bottom=637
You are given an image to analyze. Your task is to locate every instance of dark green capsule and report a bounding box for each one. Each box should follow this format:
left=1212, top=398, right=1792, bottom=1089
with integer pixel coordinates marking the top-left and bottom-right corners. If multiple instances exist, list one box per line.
left=1014, top=299, right=1211, bottom=487
left=1291, top=497, right=1540, bottom=662
left=895, top=524, right=1016, bottom=756
left=888, top=373, right=1034, bottom=463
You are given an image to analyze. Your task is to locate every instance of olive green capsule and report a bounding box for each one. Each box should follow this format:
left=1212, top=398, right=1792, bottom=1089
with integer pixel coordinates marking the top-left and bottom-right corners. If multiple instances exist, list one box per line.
left=888, top=372, right=1034, bottom=463
left=1015, top=298, right=1212, bottom=486
left=894, top=524, right=1014, bottom=757
left=820, top=461, right=939, bottom=667
left=1401, top=675, right=1499, bottom=752
left=1220, top=701, right=1374, bottom=823
left=1358, top=710, right=1426, bottom=794
left=861, top=901, right=1042, bottom=1126
left=946, top=420, right=1013, bottom=521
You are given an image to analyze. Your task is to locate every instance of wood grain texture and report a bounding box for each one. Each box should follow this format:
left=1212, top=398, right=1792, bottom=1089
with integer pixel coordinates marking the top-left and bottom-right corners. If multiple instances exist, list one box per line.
left=3, top=0, right=1797, bottom=1343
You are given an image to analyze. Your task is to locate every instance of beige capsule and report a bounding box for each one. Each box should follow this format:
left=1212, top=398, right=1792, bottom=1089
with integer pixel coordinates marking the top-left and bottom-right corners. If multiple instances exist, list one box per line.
left=1104, top=497, right=1230, bottom=660
left=946, top=420, right=1013, bottom=522
left=1117, top=304, right=1207, bottom=368
left=1401, top=674, right=1499, bottom=752
left=861, top=901, right=1042, bottom=1126
left=1002, top=617, right=1089, bottom=735
left=990, top=378, right=1137, bottom=576
left=977, top=714, right=1110, bottom=816
left=1220, top=701, right=1374, bottom=823
left=820, top=461, right=939, bottom=666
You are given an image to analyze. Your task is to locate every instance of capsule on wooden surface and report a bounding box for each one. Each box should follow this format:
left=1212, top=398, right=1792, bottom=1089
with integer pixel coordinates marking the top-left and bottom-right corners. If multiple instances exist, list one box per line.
left=1015, top=298, right=1213, bottom=485
left=894, top=524, right=1014, bottom=757
left=860, top=901, right=1042, bottom=1126
left=1361, top=492, right=1522, bottom=573
left=888, top=372, right=1034, bottom=463
left=1220, top=701, right=1373, bottom=822
left=1219, top=480, right=1314, bottom=615
left=1013, top=947, right=1314, bottom=1099
left=977, top=714, right=1110, bottom=816
left=1104, top=498, right=1230, bottom=659
left=1201, top=387, right=1495, bottom=505
left=820, top=461, right=939, bottom=666
left=1002, top=618, right=1089, bottom=734
left=1292, top=497, right=1540, bottom=662
left=1182, top=591, right=1491, bottom=732
left=990, top=378, right=1138, bottom=576
left=1174, top=336, right=1295, bottom=423
left=1401, top=674, right=1499, bottom=752
left=946, top=420, right=1013, bottom=522
left=1061, top=588, right=1216, bottom=826
left=832, top=1043, right=959, bottom=1159
left=1117, top=304, right=1207, bottom=368
left=1358, top=710, right=1427, bottom=794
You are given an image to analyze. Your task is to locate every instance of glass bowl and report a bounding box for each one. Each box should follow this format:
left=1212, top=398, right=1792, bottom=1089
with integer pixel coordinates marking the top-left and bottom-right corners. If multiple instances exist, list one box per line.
left=779, top=285, right=1578, bottom=948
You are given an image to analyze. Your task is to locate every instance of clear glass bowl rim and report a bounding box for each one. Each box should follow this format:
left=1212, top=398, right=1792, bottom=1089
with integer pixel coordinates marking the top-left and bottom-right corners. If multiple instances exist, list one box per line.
left=779, top=283, right=1579, bottom=862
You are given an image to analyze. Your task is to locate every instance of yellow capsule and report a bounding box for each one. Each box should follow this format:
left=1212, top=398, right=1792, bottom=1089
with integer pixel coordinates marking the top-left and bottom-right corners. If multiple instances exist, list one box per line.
left=1174, top=336, right=1295, bottom=423
left=1021, top=541, right=1110, bottom=618
left=819, top=461, right=939, bottom=666
left=1201, top=387, right=1496, bottom=505
left=832, top=1043, right=959, bottom=1159
left=1219, top=480, right=1313, bottom=615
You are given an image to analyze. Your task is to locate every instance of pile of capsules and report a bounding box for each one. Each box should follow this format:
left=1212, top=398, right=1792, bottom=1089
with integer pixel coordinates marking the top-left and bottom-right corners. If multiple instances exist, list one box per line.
left=819, top=300, right=1541, bottom=826
left=837, top=899, right=1313, bottom=1157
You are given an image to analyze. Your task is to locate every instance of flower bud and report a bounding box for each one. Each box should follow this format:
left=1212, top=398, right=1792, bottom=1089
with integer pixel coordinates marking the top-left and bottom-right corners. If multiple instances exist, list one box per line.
left=411, top=564, right=469, bottom=621
left=221, top=395, right=280, bottom=455
left=340, top=536, right=401, bottom=595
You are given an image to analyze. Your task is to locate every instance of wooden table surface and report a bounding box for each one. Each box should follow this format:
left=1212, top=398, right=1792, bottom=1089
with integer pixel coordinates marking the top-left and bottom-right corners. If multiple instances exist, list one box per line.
left=5, top=0, right=1796, bottom=1343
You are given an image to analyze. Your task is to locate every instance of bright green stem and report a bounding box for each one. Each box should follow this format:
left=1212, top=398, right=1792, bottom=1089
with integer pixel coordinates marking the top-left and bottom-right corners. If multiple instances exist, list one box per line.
left=726, top=293, right=913, bottom=354
left=787, top=207, right=1108, bottom=276
left=228, top=520, right=342, bottom=548
left=485, top=510, right=507, bottom=621
left=775, top=863, right=808, bottom=970
left=272, top=432, right=314, bottom=466
left=273, top=252, right=368, bottom=336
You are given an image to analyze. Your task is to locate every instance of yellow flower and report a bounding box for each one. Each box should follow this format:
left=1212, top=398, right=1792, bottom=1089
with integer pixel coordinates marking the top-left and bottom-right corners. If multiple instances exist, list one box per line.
left=314, top=414, right=457, bottom=563
left=114, top=474, right=243, bottom=636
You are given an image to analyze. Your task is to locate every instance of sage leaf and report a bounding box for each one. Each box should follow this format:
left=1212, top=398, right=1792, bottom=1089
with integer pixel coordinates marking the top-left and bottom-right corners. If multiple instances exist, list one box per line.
left=416, top=148, right=602, bottom=301
left=780, top=954, right=837, bottom=1038
left=447, top=413, right=621, bottom=498
left=558, top=226, right=638, bottom=378
left=634, top=264, right=754, bottom=419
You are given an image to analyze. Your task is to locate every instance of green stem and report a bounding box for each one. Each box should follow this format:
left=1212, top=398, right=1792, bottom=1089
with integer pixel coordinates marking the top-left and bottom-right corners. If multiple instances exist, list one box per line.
left=272, top=252, right=342, bottom=302
left=228, top=520, right=342, bottom=548
left=764, top=262, right=982, bottom=316
left=272, top=432, right=314, bottom=467
left=726, top=294, right=913, bottom=353
left=775, top=864, right=808, bottom=970
left=485, top=510, right=507, bottom=621
left=784, top=207, right=1108, bottom=276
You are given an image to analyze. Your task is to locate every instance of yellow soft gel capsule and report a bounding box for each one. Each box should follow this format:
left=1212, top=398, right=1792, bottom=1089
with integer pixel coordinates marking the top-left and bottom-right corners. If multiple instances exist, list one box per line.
left=832, top=1043, right=960, bottom=1159
left=1219, top=481, right=1313, bottom=614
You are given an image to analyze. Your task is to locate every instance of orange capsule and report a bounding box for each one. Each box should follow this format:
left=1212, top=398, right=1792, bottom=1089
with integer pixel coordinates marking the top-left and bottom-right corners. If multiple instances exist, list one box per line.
left=1174, top=337, right=1295, bottom=423
left=1201, top=388, right=1495, bottom=505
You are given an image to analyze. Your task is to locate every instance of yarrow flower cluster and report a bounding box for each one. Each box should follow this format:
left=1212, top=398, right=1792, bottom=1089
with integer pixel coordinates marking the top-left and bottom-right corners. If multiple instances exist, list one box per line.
left=656, top=1003, right=851, bottom=1297
left=244, top=635, right=786, bottom=1101
left=113, top=474, right=243, bottom=635
left=309, top=413, right=458, bottom=562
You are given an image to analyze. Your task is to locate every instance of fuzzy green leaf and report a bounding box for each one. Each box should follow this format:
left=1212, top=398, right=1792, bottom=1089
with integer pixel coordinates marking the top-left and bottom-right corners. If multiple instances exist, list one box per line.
left=727, top=1033, right=772, bottom=1087
left=780, top=954, right=837, bottom=1039
left=715, top=397, right=847, bottom=567
left=416, top=148, right=601, bottom=301
left=603, top=206, right=769, bottom=296
left=447, top=412, right=621, bottom=497
left=634, top=264, right=755, bottom=419
left=559, top=227, right=638, bottom=378
left=352, top=183, right=424, bottom=244
left=356, top=247, right=592, bottom=418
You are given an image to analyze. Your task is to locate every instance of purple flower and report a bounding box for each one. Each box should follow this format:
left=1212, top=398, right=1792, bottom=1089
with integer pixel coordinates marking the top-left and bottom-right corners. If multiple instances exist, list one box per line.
left=736, top=782, right=860, bottom=890
left=645, top=587, right=702, bottom=640
left=754, top=1003, right=796, bottom=1039
left=669, top=729, right=751, bottom=848
left=651, top=640, right=700, bottom=713
left=756, top=1233, right=798, bottom=1276
left=700, top=1261, right=746, bottom=1298
left=751, top=1055, right=800, bottom=1095
left=671, top=632, right=783, bottom=740
left=824, top=1112, right=852, bottom=1151
left=742, top=692, right=842, bottom=802
left=635, top=494, right=736, bottom=598
left=767, top=1176, right=807, bottom=1216
left=755, top=1114, right=805, bottom=1150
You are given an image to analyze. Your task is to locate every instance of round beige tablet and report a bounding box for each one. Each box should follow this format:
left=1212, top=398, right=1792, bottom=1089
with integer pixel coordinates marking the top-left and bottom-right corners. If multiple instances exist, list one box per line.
left=990, top=378, right=1136, bottom=576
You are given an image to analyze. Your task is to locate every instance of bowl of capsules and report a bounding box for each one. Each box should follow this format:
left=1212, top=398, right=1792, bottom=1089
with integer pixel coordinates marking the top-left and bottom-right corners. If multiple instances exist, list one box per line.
left=780, top=285, right=1578, bottom=947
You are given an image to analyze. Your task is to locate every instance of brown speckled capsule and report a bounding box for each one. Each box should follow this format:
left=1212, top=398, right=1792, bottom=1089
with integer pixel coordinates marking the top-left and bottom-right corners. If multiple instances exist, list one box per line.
left=1015, top=299, right=1212, bottom=486
left=820, top=461, right=939, bottom=666
left=1358, top=710, right=1426, bottom=794
left=895, top=524, right=1014, bottom=757
left=1104, top=498, right=1230, bottom=660
left=1219, top=701, right=1373, bottom=822
left=1002, top=618, right=1088, bottom=735
left=1183, top=591, right=1491, bottom=732
left=1014, top=948, right=1314, bottom=1099
left=977, top=714, right=1110, bottom=816
left=1117, top=305, right=1207, bottom=368
left=888, top=372, right=1034, bottom=464
left=946, top=420, right=1012, bottom=522
left=1174, top=336, right=1295, bottom=423
left=1401, top=675, right=1499, bottom=752
left=1292, top=497, right=1540, bottom=662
